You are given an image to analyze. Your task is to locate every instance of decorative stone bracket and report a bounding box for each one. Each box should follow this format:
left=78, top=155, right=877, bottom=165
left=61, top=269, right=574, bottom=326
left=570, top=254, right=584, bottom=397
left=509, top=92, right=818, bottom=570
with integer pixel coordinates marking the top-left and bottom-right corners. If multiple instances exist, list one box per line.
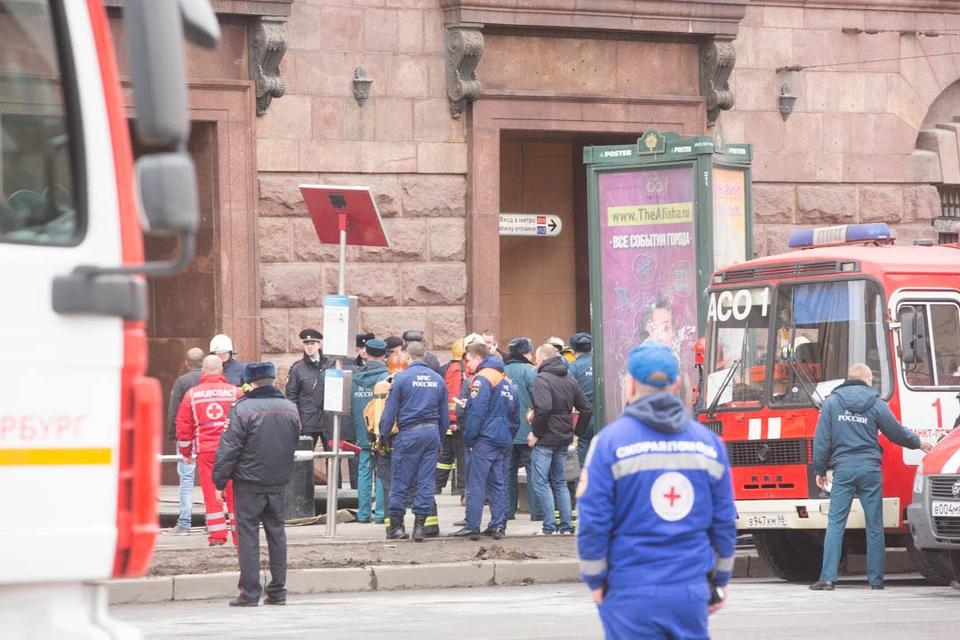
left=445, top=24, right=484, bottom=119
left=699, top=39, right=736, bottom=128
left=249, top=17, right=288, bottom=116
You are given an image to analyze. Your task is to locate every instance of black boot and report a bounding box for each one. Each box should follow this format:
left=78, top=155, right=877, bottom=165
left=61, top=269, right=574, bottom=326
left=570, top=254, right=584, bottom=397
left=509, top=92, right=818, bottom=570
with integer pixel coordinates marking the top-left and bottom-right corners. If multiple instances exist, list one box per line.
left=413, top=514, right=427, bottom=542
left=447, top=527, right=482, bottom=541
left=386, top=516, right=409, bottom=540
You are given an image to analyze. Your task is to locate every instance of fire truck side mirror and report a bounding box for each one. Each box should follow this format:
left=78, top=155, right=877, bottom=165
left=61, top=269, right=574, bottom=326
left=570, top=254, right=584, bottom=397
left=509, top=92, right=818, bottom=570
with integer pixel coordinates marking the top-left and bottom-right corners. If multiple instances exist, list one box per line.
left=899, top=311, right=927, bottom=365
left=136, top=153, right=199, bottom=237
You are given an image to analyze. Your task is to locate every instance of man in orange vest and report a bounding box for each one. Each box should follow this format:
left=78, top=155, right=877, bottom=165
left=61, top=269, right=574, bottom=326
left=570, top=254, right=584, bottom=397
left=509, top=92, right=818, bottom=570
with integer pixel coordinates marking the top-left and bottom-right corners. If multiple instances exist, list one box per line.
left=177, top=354, right=241, bottom=546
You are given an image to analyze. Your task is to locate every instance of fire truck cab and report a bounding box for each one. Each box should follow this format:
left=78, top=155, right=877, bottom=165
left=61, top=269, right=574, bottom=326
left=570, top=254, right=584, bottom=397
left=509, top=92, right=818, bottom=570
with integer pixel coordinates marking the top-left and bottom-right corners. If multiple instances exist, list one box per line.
left=698, top=222, right=960, bottom=584
left=0, top=1, right=217, bottom=637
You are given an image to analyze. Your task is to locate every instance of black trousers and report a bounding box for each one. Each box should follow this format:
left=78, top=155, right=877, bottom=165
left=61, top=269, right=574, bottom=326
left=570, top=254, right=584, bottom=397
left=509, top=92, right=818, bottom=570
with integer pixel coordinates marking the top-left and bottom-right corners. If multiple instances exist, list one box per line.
left=435, top=431, right=456, bottom=492
left=235, top=488, right=287, bottom=601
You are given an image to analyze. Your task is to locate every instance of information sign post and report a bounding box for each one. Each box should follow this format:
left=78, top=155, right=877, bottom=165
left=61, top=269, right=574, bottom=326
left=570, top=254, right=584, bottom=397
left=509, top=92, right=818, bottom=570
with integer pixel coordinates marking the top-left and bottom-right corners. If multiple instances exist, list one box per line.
left=300, top=185, right=389, bottom=537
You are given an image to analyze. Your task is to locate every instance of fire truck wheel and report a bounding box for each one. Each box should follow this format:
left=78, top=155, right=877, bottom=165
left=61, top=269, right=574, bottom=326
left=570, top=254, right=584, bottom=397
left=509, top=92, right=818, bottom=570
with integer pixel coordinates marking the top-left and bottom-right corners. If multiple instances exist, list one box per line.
left=753, top=531, right=823, bottom=582
left=906, top=540, right=954, bottom=586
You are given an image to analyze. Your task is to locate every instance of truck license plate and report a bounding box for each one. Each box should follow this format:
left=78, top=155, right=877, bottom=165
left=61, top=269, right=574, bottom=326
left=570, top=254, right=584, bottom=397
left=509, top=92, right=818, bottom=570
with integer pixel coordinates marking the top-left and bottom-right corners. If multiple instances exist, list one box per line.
left=932, top=501, right=960, bottom=517
left=745, top=514, right=788, bottom=528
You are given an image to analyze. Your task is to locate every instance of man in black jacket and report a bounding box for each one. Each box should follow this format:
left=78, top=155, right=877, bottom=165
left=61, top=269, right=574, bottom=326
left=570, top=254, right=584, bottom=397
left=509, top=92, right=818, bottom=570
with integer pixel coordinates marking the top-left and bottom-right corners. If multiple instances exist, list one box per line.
left=402, top=329, right=443, bottom=374
left=164, top=347, right=204, bottom=536
left=528, top=344, right=592, bottom=535
left=286, top=329, right=329, bottom=450
left=213, top=362, right=301, bottom=607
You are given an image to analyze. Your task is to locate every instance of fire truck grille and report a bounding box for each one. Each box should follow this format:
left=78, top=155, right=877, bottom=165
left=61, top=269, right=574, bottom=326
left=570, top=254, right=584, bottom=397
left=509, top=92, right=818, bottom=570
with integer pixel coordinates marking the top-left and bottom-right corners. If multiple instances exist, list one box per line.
left=727, top=439, right=807, bottom=467
left=929, top=475, right=960, bottom=500
left=933, top=517, right=960, bottom=539
left=718, top=261, right=851, bottom=283
left=701, top=420, right=723, bottom=436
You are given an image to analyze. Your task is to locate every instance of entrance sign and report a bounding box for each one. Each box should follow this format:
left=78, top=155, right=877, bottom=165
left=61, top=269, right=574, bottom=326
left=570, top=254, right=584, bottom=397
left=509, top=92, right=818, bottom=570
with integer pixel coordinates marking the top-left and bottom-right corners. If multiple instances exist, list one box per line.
left=499, top=213, right=562, bottom=237
left=585, top=130, right=753, bottom=427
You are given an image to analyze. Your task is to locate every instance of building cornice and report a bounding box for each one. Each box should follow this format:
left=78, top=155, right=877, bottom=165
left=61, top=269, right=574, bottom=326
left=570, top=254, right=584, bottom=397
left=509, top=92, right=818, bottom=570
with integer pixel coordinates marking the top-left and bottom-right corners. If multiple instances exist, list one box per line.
left=102, top=0, right=293, bottom=18
left=439, top=0, right=749, bottom=39
left=755, top=0, right=960, bottom=11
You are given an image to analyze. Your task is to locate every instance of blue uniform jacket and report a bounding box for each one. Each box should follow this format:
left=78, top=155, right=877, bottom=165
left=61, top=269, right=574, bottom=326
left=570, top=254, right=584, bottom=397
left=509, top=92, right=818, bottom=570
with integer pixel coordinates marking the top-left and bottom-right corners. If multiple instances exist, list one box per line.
left=503, top=356, right=536, bottom=444
left=464, top=357, right=521, bottom=449
left=567, top=353, right=594, bottom=431
left=813, top=379, right=921, bottom=476
left=378, top=360, right=449, bottom=441
left=222, top=357, right=246, bottom=387
left=577, top=392, right=737, bottom=591
left=350, top=361, right=390, bottom=449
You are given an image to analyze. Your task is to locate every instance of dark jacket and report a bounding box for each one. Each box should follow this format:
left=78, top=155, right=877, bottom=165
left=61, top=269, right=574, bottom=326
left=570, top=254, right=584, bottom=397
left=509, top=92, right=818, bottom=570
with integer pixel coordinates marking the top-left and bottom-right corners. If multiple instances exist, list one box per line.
left=212, top=385, right=301, bottom=492
left=350, top=361, right=390, bottom=448
left=503, top=356, right=536, bottom=444
left=532, top=356, right=593, bottom=447
left=464, top=357, right=520, bottom=448
left=221, top=356, right=247, bottom=387
left=285, top=354, right=330, bottom=433
left=813, top=380, right=922, bottom=476
left=312, top=358, right=358, bottom=441
left=167, top=368, right=201, bottom=442
left=402, top=343, right=443, bottom=375
left=378, top=360, right=449, bottom=441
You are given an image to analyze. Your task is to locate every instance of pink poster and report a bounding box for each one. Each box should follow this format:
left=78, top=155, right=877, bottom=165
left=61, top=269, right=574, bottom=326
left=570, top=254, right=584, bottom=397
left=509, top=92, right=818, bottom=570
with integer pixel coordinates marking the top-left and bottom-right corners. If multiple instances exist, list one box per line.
left=598, top=168, right=698, bottom=414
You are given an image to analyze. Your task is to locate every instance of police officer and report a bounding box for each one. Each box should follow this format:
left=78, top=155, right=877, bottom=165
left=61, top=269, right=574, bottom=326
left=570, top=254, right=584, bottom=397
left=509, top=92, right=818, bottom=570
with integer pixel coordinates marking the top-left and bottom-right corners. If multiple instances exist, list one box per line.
left=213, top=362, right=301, bottom=607
left=355, top=332, right=375, bottom=367
left=286, top=329, right=328, bottom=451
left=450, top=342, right=520, bottom=540
left=378, top=341, right=448, bottom=542
left=567, top=332, right=595, bottom=466
left=577, top=342, right=737, bottom=638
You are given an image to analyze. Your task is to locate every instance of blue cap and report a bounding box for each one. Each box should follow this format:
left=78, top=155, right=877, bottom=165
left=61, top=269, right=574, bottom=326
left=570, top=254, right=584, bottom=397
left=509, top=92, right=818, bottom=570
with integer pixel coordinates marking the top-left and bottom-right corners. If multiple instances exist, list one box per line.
left=627, top=342, right=678, bottom=388
left=243, top=361, right=276, bottom=384
left=570, top=332, right=592, bottom=352
left=366, top=339, right=387, bottom=358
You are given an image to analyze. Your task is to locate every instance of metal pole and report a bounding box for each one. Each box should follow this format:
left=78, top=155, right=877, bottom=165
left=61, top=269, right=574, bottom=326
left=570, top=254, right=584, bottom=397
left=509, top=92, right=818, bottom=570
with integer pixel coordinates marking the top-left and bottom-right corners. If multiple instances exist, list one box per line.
left=326, top=214, right=348, bottom=537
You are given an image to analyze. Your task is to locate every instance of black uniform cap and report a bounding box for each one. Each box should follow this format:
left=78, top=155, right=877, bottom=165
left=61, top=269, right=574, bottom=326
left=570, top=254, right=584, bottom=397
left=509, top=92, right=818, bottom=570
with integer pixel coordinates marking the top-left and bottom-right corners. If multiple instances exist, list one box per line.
left=300, top=329, right=323, bottom=342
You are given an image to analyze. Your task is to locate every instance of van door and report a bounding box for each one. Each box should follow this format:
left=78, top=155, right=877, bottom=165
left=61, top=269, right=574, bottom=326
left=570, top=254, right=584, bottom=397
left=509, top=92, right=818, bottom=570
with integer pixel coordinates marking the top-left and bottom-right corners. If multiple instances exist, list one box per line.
left=891, top=290, right=960, bottom=466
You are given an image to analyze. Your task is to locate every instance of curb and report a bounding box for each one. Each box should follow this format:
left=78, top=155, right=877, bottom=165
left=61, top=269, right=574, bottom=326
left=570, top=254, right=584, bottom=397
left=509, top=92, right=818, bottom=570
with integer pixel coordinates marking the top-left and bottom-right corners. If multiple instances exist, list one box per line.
left=106, top=549, right=914, bottom=605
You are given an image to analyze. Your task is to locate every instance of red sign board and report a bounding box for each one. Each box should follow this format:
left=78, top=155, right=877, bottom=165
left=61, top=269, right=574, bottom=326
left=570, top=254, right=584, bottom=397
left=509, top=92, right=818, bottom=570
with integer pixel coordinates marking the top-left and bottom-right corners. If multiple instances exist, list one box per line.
left=300, top=185, right=390, bottom=247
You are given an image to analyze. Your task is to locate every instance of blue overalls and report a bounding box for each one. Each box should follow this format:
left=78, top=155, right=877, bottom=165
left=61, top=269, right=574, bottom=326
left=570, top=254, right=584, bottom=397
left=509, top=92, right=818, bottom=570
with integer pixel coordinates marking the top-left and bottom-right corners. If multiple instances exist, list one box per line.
left=463, top=357, right=520, bottom=531
left=577, top=393, right=737, bottom=640
left=379, top=361, right=449, bottom=523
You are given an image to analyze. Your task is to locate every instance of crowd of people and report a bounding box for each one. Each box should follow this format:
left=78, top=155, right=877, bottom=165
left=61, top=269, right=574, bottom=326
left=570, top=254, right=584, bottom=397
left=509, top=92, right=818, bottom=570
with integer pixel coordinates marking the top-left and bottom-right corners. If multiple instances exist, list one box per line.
left=164, top=328, right=597, bottom=542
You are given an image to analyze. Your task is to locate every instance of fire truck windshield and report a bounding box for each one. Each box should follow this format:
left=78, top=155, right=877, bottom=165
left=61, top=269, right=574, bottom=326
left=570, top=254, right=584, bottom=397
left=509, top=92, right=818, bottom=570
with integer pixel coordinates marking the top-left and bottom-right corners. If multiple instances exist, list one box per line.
left=770, top=279, right=892, bottom=407
left=705, top=286, right=771, bottom=410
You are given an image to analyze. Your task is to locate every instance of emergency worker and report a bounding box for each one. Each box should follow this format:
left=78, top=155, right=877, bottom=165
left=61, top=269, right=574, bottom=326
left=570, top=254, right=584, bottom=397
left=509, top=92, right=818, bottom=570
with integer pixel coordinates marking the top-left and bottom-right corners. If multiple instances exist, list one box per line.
left=285, top=329, right=328, bottom=451
left=503, top=338, right=541, bottom=522
left=567, top=332, right=595, bottom=466
left=451, top=333, right=486, bottom=518
left=451, top=343, right=520, bottom=540
left=436, top=338, right=467, bottom=495
left=375, top=350, right=411, bottom=537
left=165, top=347, right=204, bottom=536
left=213, top=362, right=300, bottom=607
left=350, top=339, right=390, bottom=523
left=810, top=363, right=932, bottom=591
left=577, top=342, right=737, bottom=639
left=385, top=335, right=404, bottom=355
left=210, top=333, right=246, bottom=387
left=378, top=342, right=449, bottom=542
left=176, top=355, right=240, bottom=546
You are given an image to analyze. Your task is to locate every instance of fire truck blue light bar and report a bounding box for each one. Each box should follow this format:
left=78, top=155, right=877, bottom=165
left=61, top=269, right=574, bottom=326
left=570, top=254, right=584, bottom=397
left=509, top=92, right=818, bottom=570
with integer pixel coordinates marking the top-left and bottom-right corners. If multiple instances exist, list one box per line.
left=788, top=223, right=892, bottom=249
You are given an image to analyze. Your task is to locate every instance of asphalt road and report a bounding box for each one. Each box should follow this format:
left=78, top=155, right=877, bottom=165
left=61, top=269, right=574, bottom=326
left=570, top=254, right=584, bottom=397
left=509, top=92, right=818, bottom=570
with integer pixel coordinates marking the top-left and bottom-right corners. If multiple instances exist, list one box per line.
left=114, top=577, right=960, bottom=640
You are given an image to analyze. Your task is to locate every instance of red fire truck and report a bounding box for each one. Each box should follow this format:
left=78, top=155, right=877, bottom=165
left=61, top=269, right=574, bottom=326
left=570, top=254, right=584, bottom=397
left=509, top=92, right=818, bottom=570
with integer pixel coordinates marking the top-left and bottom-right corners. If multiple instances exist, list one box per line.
left=1, top=1, right=217, bottom=636
left=698, top=222, right=960, bottom=584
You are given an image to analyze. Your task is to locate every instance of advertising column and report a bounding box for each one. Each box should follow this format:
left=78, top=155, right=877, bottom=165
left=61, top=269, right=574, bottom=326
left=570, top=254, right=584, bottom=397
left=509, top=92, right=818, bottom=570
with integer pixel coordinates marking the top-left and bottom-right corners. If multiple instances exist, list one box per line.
left=597, top=168, right=698, bottom=414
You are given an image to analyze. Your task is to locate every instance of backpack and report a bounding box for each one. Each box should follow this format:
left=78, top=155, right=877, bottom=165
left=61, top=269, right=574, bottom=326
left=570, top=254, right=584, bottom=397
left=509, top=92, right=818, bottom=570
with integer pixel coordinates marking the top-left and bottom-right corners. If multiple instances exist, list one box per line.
left=364, top=376, right=398, bottom=438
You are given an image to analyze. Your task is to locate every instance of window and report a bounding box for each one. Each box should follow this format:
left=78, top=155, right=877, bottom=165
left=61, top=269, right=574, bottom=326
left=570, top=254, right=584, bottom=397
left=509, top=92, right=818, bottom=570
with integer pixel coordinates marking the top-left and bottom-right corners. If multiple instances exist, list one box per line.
left=900, top=302, right=960, bottom=389
left=704, top=287, right=772, bottom=410
left=770, top=279, right=891, bottom=407
left=0, top=1, right=81, bottom=244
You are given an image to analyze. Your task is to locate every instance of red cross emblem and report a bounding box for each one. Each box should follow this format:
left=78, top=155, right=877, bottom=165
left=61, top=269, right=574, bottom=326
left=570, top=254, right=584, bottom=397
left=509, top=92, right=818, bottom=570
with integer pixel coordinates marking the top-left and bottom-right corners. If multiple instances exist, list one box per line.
left=663, top=487, right=682, bottom=507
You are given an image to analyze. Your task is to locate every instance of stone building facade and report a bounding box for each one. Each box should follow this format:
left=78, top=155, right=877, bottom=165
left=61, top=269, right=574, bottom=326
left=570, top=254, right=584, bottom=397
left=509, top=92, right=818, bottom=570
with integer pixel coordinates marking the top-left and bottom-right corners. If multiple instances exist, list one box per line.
left=107, top=0, right=960, bottom=461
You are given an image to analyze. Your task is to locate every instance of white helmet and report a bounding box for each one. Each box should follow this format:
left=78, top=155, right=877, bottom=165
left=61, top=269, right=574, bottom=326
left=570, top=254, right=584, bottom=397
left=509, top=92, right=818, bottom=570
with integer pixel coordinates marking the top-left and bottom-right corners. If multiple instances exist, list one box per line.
left=210, top=334, right=234, bottom=355
left=463, top=333, right=484, bottom=348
